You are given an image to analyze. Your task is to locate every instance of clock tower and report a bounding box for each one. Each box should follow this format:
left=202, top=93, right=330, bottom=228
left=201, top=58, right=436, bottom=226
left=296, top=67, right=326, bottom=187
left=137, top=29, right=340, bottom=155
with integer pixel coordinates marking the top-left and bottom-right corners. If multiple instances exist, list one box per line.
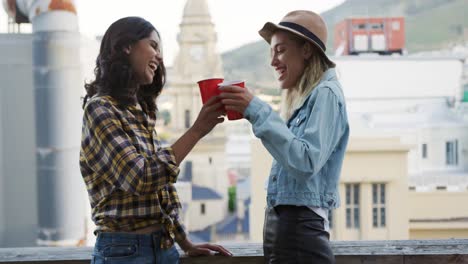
left=169, top=0, right=224, bottom=132
left=166, top=0, right=227, bottom=204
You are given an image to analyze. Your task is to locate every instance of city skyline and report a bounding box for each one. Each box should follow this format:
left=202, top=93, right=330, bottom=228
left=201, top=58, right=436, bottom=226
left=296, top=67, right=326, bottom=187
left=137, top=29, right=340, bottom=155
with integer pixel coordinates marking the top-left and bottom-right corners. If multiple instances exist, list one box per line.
left=0, top=0, right=345, bottom=65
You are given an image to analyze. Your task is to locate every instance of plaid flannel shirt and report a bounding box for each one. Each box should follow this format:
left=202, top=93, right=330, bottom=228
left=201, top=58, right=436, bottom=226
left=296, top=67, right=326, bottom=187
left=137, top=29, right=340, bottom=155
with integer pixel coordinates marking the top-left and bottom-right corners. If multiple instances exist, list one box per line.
left=80, top=95, right=185, bottom=248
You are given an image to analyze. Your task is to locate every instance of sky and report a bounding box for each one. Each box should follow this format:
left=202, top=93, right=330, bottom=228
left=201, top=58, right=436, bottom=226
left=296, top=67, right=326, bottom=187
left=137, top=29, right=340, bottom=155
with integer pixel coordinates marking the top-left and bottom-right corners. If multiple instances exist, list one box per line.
left=0, top=0, right=346, bottom=65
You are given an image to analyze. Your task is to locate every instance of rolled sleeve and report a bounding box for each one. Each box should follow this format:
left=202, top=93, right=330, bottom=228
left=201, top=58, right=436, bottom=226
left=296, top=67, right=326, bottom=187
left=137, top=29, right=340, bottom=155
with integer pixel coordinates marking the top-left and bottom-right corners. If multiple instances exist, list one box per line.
left=173, top=215, right=187, bottom=241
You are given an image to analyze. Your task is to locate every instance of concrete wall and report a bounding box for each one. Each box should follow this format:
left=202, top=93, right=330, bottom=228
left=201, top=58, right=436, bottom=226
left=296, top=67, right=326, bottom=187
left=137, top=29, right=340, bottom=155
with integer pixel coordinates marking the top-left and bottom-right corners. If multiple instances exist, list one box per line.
left=409, top=190, right=468, bottom=239
left=0, top=33, right=38, bottom=247
left=188, top=200, right=225, bottom=231
left=2, top=240, right=468, bottom=263
left=410, top=229, right=468, bottom=239
left=409, top=190, right=468, bottom=219
left=187, top=139, right=228, bottom=201
left=335, top=57, right=463, bottom=101
left=249, top=139, right=270, bottom=242
left=225, top=120, right=252, bottom=174
left=333, top=137, right=411, bottom=241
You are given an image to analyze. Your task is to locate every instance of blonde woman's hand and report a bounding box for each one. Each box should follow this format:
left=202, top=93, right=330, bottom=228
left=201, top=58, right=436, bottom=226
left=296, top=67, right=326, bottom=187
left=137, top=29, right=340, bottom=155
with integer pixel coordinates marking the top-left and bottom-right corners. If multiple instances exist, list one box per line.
left=219, top=85, right=254, bottom=116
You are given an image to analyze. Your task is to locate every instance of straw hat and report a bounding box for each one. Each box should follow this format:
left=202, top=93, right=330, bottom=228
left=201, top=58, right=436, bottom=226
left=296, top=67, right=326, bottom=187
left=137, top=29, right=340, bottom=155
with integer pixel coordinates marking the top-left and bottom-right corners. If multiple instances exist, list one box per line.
left=259, top=10, right=334, bottom=66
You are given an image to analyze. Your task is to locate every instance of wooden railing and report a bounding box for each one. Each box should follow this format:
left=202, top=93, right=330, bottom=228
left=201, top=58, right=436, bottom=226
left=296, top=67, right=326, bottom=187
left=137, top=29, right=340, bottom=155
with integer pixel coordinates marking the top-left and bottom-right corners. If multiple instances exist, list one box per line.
left=0, top=239, right=467, bottom=263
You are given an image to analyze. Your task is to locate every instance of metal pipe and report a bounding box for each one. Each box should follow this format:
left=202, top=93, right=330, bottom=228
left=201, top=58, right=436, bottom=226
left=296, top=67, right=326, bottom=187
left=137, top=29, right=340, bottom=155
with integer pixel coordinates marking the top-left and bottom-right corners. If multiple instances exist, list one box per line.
left=4, top=0, right=85, bottom=246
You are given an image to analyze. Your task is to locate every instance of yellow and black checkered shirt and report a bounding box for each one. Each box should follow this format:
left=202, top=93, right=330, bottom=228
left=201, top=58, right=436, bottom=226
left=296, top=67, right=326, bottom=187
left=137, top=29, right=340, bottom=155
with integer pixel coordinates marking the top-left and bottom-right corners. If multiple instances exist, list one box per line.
left=80, top=95, right=185, bottom=248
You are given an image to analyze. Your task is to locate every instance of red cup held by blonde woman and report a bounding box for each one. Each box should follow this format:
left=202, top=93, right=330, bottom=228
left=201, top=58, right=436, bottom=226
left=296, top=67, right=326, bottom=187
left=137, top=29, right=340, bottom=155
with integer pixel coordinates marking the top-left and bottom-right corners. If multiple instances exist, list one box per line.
left=217, top=80, right=245, bottom=120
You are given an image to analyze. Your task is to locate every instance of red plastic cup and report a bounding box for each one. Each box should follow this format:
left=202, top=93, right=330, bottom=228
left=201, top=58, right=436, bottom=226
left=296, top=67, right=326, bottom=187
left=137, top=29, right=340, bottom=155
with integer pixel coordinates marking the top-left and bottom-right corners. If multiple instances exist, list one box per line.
left=198, top=78, right=224, bottom=104
left=218, top=80, right=245, bottom=120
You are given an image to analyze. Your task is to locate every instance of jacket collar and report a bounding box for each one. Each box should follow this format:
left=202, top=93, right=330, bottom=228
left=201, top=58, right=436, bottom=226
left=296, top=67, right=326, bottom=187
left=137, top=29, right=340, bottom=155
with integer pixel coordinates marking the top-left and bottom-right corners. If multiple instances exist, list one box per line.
left=287, top=68, right=337, bottom=123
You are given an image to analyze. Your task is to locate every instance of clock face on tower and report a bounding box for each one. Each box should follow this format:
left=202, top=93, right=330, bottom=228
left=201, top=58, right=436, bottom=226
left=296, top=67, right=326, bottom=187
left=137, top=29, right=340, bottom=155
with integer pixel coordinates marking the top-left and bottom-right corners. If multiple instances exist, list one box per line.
left=189, top=45, right=204, bottom=62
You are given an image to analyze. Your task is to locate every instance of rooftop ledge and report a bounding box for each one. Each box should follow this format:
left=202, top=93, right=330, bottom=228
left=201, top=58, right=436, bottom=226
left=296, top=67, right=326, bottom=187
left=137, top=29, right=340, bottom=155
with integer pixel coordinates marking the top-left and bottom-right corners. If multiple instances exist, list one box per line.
left=1, top=239, right=467, bottom=263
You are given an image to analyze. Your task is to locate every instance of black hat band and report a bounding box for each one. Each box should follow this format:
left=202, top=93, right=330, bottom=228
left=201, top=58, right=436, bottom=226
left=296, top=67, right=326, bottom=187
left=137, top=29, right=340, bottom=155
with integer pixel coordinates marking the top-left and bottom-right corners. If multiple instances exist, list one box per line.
left=279, top=21, right=326, bottom=51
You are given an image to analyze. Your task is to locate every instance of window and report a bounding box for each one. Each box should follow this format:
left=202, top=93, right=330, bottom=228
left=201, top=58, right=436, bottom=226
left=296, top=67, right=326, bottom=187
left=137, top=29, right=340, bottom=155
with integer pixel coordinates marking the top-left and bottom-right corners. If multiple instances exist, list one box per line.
left=345, top=184, right=360, bottom=229
left=200, top=203, right=206, bottom=215
left=353, top=23, right=366, bottom=30
left=370, top=23, right=384, bottom=30
left=372, top=183, right=386, bottom=228
left=422, top=143, right=427, bottom=159
left=446, top=140, right=459, bottom=166
left=184, top=110, right=191, bottom=129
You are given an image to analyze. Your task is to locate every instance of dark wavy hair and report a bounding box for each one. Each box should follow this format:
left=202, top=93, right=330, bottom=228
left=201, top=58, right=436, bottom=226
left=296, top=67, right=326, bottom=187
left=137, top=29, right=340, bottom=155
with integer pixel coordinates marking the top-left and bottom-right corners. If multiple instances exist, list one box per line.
left=83, top=17, right=166, bottom=113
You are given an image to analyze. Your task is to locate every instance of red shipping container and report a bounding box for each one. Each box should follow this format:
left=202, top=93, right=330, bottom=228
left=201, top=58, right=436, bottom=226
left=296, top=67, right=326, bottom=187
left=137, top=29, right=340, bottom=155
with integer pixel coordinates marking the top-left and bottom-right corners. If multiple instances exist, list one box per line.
left=334, top=17, right=405, bottom=55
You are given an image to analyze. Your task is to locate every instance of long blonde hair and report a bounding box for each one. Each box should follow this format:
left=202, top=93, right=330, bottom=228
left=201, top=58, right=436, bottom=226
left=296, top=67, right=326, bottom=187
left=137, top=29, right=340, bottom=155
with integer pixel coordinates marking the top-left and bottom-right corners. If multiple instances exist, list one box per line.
left=280, top=33, right=334, bottom=120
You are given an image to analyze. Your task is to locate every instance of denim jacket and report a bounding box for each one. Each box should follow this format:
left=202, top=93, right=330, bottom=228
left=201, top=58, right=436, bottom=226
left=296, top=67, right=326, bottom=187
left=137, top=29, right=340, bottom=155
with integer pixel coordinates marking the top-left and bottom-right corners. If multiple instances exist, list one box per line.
left=244, top=69, right=349, bottom=209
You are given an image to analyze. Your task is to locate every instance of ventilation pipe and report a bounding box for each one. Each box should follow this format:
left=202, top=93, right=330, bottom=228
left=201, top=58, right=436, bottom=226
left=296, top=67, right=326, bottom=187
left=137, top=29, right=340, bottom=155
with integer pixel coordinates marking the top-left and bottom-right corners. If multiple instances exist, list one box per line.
left=3, top=0, right=86, bottom=246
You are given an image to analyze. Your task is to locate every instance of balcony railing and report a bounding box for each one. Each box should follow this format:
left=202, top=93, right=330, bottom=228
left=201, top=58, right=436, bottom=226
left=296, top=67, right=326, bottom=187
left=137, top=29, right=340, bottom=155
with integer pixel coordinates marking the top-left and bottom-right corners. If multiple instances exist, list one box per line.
left=0, top=239, right=467, bottom=263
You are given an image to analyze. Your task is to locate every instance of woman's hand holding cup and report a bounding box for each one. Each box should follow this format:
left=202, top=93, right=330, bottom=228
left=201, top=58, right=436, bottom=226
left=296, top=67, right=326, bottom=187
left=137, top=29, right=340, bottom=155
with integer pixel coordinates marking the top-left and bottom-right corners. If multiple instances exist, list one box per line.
left=218, top=81, right=253, bottom=119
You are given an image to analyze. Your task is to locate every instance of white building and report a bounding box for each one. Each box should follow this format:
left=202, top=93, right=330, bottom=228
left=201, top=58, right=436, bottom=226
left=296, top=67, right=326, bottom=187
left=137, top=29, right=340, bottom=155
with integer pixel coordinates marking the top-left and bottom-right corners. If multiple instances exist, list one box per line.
left=336, top=56, right=468, bottom=188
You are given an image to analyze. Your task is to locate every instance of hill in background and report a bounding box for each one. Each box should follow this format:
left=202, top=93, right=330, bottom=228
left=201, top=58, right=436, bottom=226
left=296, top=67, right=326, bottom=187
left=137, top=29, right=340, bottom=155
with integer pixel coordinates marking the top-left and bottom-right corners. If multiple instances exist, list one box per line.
left=222, top=0, right=468, bottom=91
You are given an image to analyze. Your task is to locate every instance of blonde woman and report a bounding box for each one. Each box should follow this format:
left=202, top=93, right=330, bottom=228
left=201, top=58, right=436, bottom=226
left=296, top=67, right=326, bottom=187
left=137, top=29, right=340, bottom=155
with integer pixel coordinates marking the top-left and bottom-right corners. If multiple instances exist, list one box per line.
left=220, top=10, right=349, bottom=263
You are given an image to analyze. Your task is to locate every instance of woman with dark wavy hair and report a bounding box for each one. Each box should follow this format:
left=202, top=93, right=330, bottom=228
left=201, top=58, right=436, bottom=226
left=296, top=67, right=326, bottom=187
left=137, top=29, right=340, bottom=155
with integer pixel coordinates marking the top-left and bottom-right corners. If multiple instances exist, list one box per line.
left=80, top=17, right=232, bottom=263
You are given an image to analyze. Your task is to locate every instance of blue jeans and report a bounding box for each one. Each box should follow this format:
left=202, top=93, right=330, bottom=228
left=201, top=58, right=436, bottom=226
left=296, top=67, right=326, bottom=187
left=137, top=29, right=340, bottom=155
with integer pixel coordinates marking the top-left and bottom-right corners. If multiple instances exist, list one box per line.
left=91, top=231, right=180, bottom=264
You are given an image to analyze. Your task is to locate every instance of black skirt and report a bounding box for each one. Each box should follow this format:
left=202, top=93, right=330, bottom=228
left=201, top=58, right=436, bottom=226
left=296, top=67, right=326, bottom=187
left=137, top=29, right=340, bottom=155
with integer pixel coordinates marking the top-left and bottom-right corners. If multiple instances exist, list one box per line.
left=263, top=205, right=335, bottom=264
